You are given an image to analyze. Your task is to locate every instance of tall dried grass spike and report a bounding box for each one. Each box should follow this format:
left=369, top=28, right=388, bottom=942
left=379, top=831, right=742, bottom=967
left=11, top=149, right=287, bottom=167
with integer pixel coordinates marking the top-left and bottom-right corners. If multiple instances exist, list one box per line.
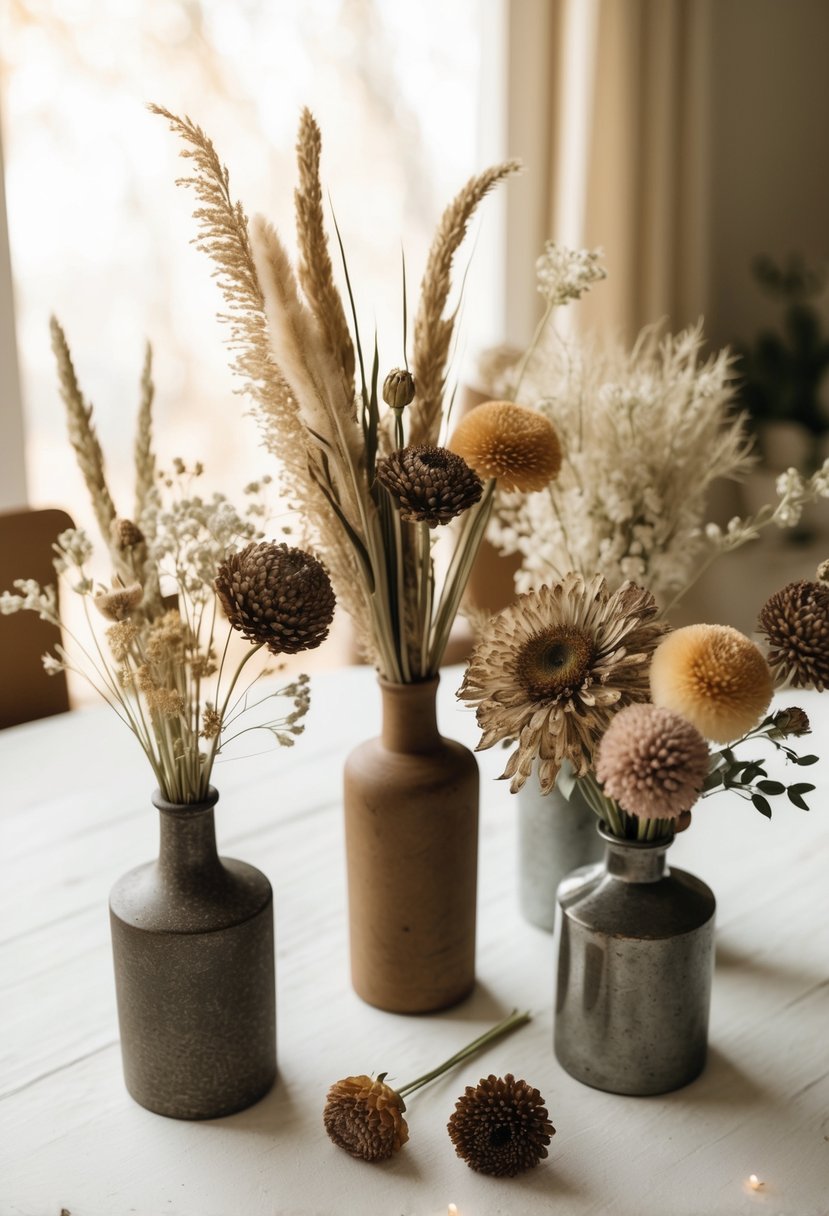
left=410, top=160, right=521, bottom=445
left=295, top=108, right=356, bottom=396
left=49, top=316, right=117, bottom=542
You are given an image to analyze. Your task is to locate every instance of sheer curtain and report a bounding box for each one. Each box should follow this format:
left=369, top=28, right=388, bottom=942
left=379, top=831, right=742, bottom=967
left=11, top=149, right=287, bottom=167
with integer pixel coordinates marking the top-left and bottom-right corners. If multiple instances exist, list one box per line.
left=506, top=0, right=713, bottom=346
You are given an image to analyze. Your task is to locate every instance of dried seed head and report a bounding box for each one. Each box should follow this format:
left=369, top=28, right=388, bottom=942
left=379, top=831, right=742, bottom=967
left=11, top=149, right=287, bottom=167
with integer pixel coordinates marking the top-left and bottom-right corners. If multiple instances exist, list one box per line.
left=448, top=400, right=562, bottom=492
left=447, top=1074, right=554, bottom=1177
left=323, top=1075, right=409, bottom=1162
left=383, top=368, right=416, bottom=409
left=215, top=541, right=335, bottom=655
left=757, top=579, right=829, bottom=691
left=595, top=703, right=709, bottom=819
left=767, top=705, right=811, bottom=739
left=110, top=518, right=145, bottom=550
left=376, top=444, right=483, bottom=527
left=93, top=582, right=144, bottom=621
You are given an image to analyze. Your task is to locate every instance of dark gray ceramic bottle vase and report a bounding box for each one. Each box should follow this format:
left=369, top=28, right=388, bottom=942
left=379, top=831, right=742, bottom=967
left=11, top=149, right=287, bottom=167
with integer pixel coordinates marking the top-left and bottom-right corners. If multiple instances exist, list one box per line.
left=554, top=825, right=715, bottom=1096
left=109, top=787, right=276, bottom=1119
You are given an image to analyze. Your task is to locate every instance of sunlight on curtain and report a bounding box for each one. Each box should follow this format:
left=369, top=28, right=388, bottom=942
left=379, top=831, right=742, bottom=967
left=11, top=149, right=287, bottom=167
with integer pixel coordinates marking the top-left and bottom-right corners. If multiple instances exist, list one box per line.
left=1, top=0, right=487, bottom=526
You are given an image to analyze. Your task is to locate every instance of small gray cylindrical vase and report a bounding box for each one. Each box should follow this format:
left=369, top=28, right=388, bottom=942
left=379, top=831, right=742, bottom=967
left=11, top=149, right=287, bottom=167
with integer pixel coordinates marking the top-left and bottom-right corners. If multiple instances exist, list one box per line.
left=517, top=772, right=604, bottom=932
left=554, top=825, right=715, bottom=1096
left=109, top=787, right=276, bottom=1120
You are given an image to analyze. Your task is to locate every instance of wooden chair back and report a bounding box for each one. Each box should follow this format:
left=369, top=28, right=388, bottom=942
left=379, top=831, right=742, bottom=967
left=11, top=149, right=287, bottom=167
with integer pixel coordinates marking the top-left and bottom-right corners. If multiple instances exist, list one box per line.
left=0, top=507, right=73, bottom=729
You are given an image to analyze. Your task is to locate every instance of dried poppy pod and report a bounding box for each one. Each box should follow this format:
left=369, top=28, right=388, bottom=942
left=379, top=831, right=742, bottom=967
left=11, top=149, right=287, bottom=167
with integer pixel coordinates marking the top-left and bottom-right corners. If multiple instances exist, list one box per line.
left=215, top=541, right=335, bottom=655
left=447, top=1073, right=555, bottom=1176
left=376, top=444, right=483, bottom=527
left=323, top=1075, right=409, bottom=1162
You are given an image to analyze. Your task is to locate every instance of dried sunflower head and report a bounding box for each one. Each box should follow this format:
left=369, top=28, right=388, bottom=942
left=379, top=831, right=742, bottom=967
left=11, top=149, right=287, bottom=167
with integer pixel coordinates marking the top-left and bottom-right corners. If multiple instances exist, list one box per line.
left=650, top=624, right=773, bottom=743
left=376, top=444, right=483, bottom=527
left=448, top=400, right=562, bottom=492
left=323, top=1075, right=409, bottom=1162
left=757, top=578, right=829, bottom=691
left=458, top=573, right=665, bottom=793
left=595, top=703, right=709, bottom=820
left=214, top=541, right=335, bottom=655
left=447, top=1074, right=554, bottom=1177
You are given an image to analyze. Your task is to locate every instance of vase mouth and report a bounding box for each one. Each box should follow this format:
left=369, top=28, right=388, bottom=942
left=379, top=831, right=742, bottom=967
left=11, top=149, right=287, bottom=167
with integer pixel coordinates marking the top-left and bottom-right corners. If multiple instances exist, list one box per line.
left=376, top=674, right=440, bottom=691
left=152, top=786, right=219, bottom=815
left=597, top=821, right=674, bottom=851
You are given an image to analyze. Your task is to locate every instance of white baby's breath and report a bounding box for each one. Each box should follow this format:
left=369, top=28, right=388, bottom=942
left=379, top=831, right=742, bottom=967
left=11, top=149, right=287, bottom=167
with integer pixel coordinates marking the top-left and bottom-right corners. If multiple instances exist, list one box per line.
left=535, top=242, right=607, bottom=306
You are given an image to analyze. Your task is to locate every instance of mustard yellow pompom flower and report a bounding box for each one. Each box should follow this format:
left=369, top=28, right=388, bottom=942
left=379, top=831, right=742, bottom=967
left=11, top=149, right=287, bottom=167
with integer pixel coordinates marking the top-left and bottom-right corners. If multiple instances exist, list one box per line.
left=448, top=400, right=562, bottom=492
left=650, top=624, right=773, bottom=743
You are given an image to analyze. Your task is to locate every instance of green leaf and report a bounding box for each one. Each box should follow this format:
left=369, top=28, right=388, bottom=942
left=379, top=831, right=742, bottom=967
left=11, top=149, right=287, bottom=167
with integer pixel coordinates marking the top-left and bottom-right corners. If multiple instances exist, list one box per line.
left=787, top=782, right=816, bottom=810
left=757, top=779, right=785, bottom=795
left=795, top=754, right=819, bottom=766
left=751, top=793, right=773, bottom=818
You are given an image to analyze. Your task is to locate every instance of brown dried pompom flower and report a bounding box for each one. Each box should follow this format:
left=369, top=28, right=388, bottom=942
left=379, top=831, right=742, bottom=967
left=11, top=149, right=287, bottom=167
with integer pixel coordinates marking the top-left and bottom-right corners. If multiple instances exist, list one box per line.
left=94, top=582, right=144, bottom=621
left=382, top=368, right=416, bottom=409
left=376, top=444, right=483, bottom=527
left=215, top=541, right=335, bottom=655
left=323, top=1075, right=409, bottom=1162
left=757, top=578, right=829, bottom=691
left=596, top=703, right=710, bottom=820
left=650, top=624, right=773, bottom=743
left=447, top=1073, right=555, bottom=1177
left=110, top=518, right=145, bottom=550
left=448, top=400, right=562, bottom=492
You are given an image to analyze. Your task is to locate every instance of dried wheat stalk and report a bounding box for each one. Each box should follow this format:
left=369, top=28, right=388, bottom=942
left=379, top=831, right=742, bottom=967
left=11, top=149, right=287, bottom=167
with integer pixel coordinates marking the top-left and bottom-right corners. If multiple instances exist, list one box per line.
left=409, top=159, right=521, bottom=445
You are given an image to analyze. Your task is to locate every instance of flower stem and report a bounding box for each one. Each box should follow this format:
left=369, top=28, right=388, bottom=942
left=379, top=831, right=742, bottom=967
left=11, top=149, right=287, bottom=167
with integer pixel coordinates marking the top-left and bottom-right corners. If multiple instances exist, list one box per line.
left=396, top=1009, right=531, bottom=1100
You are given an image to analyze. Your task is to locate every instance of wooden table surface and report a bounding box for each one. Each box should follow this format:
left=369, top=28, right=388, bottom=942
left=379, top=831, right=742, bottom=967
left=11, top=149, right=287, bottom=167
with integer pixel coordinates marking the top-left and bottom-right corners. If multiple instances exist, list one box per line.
left=1, top=666, right=827, bottom=1216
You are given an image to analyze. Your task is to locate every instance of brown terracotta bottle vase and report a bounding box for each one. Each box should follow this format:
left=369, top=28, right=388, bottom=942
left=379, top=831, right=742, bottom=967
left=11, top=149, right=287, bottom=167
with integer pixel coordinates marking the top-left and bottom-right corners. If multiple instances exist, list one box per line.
left=343, top=677, right=479, bottom=1014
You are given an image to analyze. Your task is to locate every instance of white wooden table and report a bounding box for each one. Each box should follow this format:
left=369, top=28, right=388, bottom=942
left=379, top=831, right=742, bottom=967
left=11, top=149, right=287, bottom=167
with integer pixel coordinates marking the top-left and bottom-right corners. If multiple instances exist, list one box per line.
left=1, top=666, right=828, bottom=1216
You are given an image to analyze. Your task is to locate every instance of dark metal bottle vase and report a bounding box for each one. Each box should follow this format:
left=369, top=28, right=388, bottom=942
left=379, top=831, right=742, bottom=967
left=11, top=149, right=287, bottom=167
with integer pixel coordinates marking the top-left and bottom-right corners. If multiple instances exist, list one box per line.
left=554, top=825, right=716, bottom=1096
left=109, top=787, right=276, bottom=1119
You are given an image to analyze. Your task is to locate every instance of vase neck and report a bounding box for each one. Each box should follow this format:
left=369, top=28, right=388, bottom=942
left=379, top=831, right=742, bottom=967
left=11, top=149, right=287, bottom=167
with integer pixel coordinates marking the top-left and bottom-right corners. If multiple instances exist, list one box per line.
left=379, top=677, right=441, bottom=753
left=153, top=787, right=221, bottom=880
left=602, top=834, right=671, bottom=884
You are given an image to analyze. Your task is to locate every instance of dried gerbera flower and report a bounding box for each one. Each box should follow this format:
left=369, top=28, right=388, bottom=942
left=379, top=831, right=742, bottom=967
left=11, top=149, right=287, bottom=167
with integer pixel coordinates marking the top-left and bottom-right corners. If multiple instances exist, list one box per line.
left=447, top=1074, right=555, bottom=1177
left=757, top=578, right=829, bottom=691
left=458, top=573, right=665, bottom=793
left=323, top=1075, right=409, bottom=1162
left=324, top=1010, right=531, bottom=1164
left=448, top=400, right=562, bottom=492
left=595, top=703, right=709, bottom=820
left=376, top=445, right=483, bottom=527
left=215, top=541, right=335, bottom=655
left=650, top=624, right=773, bottom=744
left=93, top=582, right=144, bottom=621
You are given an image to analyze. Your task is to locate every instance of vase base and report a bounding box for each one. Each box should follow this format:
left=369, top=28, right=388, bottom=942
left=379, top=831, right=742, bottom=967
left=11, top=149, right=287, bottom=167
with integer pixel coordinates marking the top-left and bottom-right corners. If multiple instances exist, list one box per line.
left=352, top=976, right=476, bottom=1016
left=124, top=1069, right=277, bottom=1121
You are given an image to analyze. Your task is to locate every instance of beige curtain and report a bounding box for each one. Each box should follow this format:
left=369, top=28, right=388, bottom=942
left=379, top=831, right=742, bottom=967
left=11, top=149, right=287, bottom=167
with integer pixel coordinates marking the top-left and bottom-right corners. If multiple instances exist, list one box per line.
left=547, top=0, right=713, bottom=344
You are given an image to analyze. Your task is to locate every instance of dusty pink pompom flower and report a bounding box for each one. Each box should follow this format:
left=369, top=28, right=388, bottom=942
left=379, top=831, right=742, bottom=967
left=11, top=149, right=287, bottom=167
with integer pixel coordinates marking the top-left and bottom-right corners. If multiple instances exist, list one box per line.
left=596, top=703, right=710, bottom=820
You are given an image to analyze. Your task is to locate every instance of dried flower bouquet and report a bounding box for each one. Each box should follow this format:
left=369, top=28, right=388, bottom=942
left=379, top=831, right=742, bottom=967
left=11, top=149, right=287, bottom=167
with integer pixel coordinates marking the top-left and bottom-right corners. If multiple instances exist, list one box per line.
left=483, top=243, right=829, bottom=609
left=152, top=105, right=561, bottom=682
left=1, top=324, right=334, bottom=804
left=459, top=564, right=827, bottom=841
